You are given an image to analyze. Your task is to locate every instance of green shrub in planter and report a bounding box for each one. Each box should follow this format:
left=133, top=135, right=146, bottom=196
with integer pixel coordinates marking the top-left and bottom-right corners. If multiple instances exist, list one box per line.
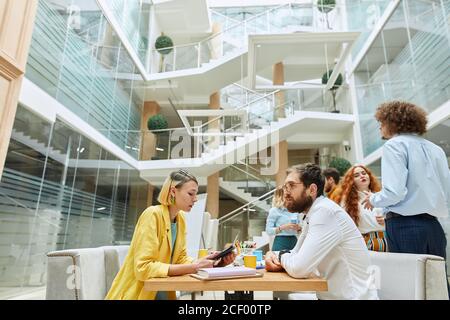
left=329, top=157, right=352, bottom=176
left=321, top=69, right=343, bottom=90
left=147, top=114, right=168, bottom=132
left=155, top=34, right=173, bottom=55
left=317, top=0, right=336, bottom=13
left=322, top=69, right=343, bottom=112
left=317, top=0, right=336, bottom=29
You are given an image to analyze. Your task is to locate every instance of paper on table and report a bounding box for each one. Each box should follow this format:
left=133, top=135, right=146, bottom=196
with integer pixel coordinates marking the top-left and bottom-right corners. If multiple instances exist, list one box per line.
left=196, top=266, right=256, bottom=278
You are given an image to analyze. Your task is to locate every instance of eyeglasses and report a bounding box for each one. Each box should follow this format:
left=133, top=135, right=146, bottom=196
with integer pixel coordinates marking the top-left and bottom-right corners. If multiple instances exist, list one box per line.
left=282, top=182, right=303, bottom=192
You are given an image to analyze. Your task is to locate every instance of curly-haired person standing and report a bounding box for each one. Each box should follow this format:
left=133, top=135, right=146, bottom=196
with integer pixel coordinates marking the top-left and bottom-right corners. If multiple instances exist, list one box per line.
left=362, top=101, right=449, bottom=261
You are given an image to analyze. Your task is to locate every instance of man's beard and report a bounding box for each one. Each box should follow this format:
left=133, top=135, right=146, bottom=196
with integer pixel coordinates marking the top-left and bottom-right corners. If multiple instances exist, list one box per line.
left=324, top=183, right=332, bottom=193
left=284, top=190, right=313, bottom=213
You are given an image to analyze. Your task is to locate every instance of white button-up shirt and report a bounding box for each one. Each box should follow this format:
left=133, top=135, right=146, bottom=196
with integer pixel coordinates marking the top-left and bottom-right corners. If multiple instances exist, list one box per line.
left=280, top=196, right=379, bottom=300
left=370, top=134, right=450, bottom=217
left=356, top=191, right=385, bottom=234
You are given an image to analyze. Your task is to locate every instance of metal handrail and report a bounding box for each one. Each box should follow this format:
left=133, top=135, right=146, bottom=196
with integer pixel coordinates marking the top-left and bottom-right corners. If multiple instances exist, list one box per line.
left=199, top=89, right=280, bottom=130
left=237, top=160, right=263, bottom=175
left=232, top=82, right=267, bottom=96
left=97, top=127, right=188, bottom=133
left=150, top=3, right=291, bottom=54
left=0, top=190, right=34, bottom=213
left=227, top=164, right=267, bottom=186
left=0, top=189, right=60, bottom=228
left=218, top=188, right=276, bottom=224
left=210, top=9, right=241, bottom=24
left=151, top=1, right=340, bottom=56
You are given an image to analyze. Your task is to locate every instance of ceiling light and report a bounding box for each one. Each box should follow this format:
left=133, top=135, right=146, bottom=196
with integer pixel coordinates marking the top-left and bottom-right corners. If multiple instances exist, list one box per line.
left=97, top=207, right=106, bottom=211
left=156, top=147, right=164, bottom=151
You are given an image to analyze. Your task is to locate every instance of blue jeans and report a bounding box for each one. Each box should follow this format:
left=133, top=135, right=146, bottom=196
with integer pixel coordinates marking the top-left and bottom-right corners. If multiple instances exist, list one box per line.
left=385, top=212, right=449, bottom=297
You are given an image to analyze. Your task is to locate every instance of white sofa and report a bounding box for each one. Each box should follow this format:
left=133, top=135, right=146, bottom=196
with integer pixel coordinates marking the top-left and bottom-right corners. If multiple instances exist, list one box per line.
left=368, top=251, right=449, bottom=300
left=287, top=251, right=449, bottom=300
left=46, top=245, right=129, bottom=300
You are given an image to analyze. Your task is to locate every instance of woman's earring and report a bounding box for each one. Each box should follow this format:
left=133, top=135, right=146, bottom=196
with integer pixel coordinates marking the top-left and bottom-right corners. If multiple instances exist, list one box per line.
left=170, top=194, right=175, bottom=205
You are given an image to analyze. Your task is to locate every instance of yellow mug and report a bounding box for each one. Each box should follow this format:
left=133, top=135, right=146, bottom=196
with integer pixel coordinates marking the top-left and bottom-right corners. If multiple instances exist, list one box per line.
left=243, top=255, right=257, bottom=269
left=198, top=248, right=208, bottom=259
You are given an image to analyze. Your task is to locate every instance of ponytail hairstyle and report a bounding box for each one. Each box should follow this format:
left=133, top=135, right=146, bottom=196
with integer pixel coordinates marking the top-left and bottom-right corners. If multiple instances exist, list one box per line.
left=157, top=169, right=198, bottom=206
left=272, top=186, right=284, bottom=208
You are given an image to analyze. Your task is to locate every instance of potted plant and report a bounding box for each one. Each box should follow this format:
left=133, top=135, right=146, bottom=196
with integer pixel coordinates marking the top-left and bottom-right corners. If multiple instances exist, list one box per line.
left=147, top=114, right=168, bottom=160
left=154, top=33, right=173, bottom=72
left=317, top=0, right=336, bottom=29
left=322, top=69, right=343, bottom=113
left=329, top=157, right=351, bottom=176
left=147, top=114, right=168, bottom=132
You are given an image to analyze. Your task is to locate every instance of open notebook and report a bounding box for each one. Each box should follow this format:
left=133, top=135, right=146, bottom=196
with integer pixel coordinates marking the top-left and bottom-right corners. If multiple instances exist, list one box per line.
left=191, top=266, right=263, bottom=280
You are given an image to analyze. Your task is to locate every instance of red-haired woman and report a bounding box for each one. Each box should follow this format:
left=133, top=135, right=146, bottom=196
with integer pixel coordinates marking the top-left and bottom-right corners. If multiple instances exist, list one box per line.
left=335, top=165, right=387, bottom=252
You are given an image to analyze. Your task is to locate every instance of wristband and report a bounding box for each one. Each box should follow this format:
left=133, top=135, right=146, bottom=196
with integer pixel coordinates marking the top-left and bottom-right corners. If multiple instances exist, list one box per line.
left=278, top=249, right=291, bottom=262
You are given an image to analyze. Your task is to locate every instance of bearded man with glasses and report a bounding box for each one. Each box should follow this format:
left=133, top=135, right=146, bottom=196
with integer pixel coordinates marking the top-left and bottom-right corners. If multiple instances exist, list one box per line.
left=265, top=164, right=379, bottom=300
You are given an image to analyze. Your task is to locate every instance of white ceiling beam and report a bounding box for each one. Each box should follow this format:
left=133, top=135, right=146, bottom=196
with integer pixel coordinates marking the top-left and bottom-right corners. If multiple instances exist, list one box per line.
left=248, top=32, right=360, bottom=89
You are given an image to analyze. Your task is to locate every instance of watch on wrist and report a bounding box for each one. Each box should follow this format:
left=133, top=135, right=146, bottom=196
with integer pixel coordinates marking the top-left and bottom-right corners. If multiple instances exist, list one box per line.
left=278, top=249, right=291, bottom=262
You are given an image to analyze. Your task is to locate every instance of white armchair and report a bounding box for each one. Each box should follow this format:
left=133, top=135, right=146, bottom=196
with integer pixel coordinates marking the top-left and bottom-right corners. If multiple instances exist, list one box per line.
left=45, top=245, right=129, bottom=300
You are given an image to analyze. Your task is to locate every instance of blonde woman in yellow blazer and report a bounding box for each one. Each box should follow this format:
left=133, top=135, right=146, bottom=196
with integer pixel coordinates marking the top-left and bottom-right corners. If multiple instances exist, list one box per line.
left=106, top=170, right=234, bottom=300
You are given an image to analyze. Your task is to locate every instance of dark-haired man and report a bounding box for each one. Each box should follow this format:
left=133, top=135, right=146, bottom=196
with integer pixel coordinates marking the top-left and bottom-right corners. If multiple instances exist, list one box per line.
left=265, top=164, right=378, bottom=300
left=323, top=167, right=341, bottom=201
left=362, top=101, right=449, bottom=260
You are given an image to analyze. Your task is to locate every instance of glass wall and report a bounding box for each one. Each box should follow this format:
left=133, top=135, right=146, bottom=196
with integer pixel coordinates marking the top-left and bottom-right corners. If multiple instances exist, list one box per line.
left=346, top=0, right=392, bottom=58
left=353, top=0, right=450, bottom=156
left=26, top=0, right=144, bottom=159
left=101, top=0, right=151, bottom=69
left=354, top=0, right=450, bottom=274
left=0, top=106, right=151, bottom=289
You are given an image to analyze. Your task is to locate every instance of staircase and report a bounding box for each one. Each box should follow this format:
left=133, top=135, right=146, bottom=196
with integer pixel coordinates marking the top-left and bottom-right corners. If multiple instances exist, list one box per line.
left=217, top=189, right=276, bottom=250
left=11, top=129, right=66, bottom=164
left=139, top=104, right=355, bottom=180
left=96, top=2, right=336, bottom=83
left=219, top=178, right=271, bottom=212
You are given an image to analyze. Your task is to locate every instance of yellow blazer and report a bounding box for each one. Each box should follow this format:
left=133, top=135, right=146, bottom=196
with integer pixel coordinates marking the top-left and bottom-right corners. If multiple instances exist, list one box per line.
left=105, top=205, right=194, bottom=300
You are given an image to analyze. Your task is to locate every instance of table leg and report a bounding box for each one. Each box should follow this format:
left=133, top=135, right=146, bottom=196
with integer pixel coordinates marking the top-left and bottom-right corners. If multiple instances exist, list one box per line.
left=224, top=291, right=254, bottom=300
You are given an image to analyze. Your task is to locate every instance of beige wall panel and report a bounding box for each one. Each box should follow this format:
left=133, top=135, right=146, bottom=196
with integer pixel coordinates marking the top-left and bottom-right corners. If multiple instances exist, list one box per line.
left=0, top=0, right=38, bottom=176
left=0, top=76, right=21, bottom=173
left=0, top=1, right=7, bottom=29
left=0, top=0, right=38, bottom=69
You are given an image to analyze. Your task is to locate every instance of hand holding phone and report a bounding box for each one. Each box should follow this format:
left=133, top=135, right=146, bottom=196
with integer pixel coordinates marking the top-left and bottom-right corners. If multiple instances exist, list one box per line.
left=210, top=233, right=239, bottom=261
left=211, top=245, right=234, bottom=260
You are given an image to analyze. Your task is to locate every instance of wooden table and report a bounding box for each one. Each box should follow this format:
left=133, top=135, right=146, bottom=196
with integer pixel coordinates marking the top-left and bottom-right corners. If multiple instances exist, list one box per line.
left=144, top=270, right=327, bottom=299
